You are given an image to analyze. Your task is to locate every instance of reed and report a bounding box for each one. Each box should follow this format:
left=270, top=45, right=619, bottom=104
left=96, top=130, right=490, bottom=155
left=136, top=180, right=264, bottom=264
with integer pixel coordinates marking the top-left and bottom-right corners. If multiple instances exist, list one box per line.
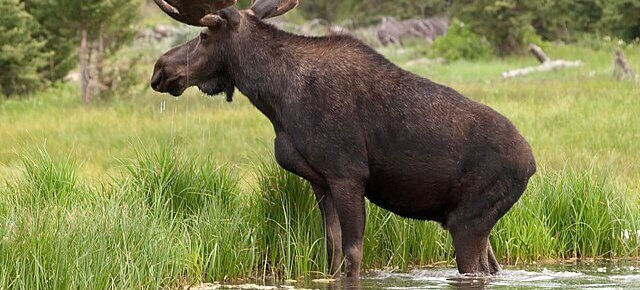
left=3, top=151, right=638, bottom=289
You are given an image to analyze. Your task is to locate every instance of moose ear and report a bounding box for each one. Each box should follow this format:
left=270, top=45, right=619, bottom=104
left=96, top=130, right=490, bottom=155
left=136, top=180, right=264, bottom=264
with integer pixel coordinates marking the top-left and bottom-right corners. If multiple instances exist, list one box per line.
left=200, top=7, right=240, bottom=29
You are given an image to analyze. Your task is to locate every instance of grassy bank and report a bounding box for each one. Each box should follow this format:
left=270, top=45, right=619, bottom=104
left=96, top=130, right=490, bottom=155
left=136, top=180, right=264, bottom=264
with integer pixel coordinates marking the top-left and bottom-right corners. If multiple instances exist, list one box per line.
left=0, top=148, right=638, bottom=288
left=1, top=43, right=638, bottom=188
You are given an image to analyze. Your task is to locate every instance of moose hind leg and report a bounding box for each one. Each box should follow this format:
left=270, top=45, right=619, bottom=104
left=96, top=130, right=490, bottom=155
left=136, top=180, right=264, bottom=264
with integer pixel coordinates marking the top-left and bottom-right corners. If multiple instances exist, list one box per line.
left=448, top=171, right=527, bottom=275
left=487, top=242, right=501, bottom=274
left=312, top=185, right=343, bottom=277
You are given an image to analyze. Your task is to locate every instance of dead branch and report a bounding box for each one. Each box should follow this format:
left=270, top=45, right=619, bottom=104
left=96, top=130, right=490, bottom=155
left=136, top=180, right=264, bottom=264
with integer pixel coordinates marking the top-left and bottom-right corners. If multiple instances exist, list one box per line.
left=614, top=49, right=635, bottom=80
left=501, top=44, right=582, bottom=79
left=529, top=44, right=550, bottom=64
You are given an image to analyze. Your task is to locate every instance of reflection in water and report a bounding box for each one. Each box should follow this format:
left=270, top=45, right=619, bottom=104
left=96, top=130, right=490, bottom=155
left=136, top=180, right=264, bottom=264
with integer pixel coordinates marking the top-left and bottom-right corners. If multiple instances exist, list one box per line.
left=204, top=260, right=640, bottom=289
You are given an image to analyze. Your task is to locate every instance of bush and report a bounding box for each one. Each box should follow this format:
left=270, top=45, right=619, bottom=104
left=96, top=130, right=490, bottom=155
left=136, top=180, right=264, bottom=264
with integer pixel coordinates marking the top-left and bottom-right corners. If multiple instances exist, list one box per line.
left=0, top=0, right=49, bottom=96
left=451, top=0, right=537, bottom=55
left=600, top=0, right=640, bottom=42
left=297, top=0, right=447, bottom=25
left=430, top=20, right=493, bottom=61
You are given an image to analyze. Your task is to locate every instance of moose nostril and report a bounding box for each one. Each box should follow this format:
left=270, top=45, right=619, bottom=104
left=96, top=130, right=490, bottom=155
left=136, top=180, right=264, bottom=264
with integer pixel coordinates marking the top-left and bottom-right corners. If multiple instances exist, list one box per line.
left=151, top=71, right=163, bottom=90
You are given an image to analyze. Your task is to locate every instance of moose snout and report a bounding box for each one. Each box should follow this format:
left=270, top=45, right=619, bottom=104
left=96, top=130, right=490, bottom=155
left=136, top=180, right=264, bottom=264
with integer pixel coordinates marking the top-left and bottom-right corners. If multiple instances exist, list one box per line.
left=150, top=70, right=163, bottom=91
left=150, top=67, right=185, bottom=97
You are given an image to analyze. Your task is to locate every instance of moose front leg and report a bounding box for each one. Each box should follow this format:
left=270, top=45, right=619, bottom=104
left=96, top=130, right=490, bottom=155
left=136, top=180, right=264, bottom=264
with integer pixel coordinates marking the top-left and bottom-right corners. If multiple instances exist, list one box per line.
left=328, top=179, right=366, bottom=278
left=312, top=185, right=343, bottom=277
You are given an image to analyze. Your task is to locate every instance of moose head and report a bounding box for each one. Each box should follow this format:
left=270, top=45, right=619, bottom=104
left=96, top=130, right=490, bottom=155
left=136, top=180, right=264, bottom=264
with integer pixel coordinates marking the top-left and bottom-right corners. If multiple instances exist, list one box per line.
left=149, top=0, right=298, bottom=101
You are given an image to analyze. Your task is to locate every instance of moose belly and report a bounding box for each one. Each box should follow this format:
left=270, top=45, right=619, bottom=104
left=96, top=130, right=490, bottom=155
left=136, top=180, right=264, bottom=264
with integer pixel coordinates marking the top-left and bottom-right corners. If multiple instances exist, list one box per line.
left=364, top=161, right=460, bottom=224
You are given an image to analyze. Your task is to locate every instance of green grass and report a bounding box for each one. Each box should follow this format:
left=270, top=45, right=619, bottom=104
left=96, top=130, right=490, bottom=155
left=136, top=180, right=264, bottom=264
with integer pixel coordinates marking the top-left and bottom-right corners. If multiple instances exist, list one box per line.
left=1, top=149, right=638, bottom=289
left=1, top=42, right=639, bottom=288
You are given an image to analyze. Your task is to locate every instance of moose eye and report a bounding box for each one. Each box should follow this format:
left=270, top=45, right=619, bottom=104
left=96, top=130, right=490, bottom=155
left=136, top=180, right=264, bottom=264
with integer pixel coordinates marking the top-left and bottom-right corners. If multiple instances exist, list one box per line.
left=200, top=32, right=208, bottom=41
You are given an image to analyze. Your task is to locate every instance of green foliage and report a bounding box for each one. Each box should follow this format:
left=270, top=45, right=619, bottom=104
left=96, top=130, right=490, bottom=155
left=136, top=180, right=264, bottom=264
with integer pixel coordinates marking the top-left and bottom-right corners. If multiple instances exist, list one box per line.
left=25, top=0, right=77, bottom=82
left=600, top=0, right=640, bottom=41
left=0, top=0, right=48, bottom=96
left=530, top=0, right=640, bottom=42
left=298, top=0, right=446, bottom=25
left=354, top=0, right=447, bottom=25
left=297, top=1, right=355, bottom=24
left=25, top=0, right=139, bottom=95
left=95, top=0, right=140, bottom=54
left=430, top=20, right=493, bottom=61
left=451, top=0, right=538, bottom=55
left=530, top=0, right=602, bottom=41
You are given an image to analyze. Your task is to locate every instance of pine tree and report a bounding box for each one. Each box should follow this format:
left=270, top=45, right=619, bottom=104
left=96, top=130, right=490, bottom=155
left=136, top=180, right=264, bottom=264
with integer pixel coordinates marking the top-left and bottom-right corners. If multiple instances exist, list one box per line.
left=0, top=0, right=49, bottom=97
left=27, top=0, right=139, bottom=104
left=24, top=0, right=77, bottom=82
left=600, top=0, right=640, bottom=41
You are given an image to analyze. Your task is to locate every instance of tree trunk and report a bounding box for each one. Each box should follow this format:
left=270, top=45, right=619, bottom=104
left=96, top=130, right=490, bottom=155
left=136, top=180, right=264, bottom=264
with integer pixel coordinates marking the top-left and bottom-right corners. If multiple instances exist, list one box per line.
left=80, top=28, right=90, bottom=105
left=614, top=49, right=635, bottom=80
left=97, top=23, right=105, bottom=85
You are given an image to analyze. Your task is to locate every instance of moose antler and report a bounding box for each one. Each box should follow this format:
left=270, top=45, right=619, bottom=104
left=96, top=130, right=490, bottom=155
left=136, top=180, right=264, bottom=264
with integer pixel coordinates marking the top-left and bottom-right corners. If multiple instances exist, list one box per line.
left=154, top=0, right=237, bottom=26
left=250, top=0, right=298, bottom=19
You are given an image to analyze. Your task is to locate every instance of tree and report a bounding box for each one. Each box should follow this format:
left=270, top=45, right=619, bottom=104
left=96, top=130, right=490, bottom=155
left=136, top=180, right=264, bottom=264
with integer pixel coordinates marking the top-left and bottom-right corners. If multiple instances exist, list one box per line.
left=298, top=0, right=448, bottom=25
left=531, top=0, right=604, bottom=41
left=600, top=0, right=640, bottom=41
left=24, top=0, right=77, bottom=82
left=451, top=0, right=538, bottom=55
left=0, top=0, right=49, bottom=97
left=298, top=1, right=347, bottom=24
left=28, top=0, right=139, bottom=104
left=357, top=0, right=448, bottom=22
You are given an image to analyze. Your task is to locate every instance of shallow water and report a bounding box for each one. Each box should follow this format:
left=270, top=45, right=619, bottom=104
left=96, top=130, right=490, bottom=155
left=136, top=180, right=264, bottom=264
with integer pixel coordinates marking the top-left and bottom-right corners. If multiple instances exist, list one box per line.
left=203, top=260, right=640, bottom=289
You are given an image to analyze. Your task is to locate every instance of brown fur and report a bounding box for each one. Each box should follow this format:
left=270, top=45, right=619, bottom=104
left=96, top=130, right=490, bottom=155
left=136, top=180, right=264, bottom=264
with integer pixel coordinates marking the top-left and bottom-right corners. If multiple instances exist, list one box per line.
left=151, top=9, right=536, bottom=278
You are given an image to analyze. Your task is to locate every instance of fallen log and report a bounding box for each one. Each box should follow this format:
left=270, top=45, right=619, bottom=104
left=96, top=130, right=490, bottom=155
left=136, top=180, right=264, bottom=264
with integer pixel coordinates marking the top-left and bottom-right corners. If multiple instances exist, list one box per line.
left=501, top=44, right=582, bottom=78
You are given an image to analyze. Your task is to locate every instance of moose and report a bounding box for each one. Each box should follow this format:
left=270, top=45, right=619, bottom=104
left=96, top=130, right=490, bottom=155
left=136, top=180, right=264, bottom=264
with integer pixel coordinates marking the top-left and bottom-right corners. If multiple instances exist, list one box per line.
left=150, top=0, right=536, bottom=279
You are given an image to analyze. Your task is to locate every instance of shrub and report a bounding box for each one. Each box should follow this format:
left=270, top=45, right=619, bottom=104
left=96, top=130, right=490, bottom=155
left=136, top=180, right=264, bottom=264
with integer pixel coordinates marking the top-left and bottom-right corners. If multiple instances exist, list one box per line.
left=600, top=0, right=640, bottom=42
left=451, top=0, right=537, bottom=55
left=430, top=20, right=493, bottom=61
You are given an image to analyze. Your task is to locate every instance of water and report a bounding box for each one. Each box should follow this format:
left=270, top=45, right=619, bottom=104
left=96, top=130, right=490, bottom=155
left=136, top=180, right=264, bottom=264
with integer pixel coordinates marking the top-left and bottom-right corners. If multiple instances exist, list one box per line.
left=201, top=260, right=640, bottom=289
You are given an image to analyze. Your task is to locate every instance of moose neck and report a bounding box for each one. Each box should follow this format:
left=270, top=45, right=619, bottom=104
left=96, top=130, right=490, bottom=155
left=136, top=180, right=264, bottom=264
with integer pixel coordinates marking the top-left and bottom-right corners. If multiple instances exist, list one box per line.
left=227, top=16, right=306, bottom=128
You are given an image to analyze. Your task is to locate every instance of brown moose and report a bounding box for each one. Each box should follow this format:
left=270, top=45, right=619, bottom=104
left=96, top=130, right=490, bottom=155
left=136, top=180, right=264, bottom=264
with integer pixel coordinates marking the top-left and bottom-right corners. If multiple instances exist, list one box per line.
left=150, top=0, right=536, bottom=279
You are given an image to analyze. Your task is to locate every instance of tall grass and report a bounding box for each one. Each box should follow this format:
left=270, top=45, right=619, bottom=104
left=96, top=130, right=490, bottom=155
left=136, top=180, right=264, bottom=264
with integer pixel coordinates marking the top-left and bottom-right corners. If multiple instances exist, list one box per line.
left=254, top=161, right=326, bottom=278
left=492, top=170, right=640, bottom=264
left=0, top=151, right=186, bottom=289
left=2, top=150, right=638, bottom=289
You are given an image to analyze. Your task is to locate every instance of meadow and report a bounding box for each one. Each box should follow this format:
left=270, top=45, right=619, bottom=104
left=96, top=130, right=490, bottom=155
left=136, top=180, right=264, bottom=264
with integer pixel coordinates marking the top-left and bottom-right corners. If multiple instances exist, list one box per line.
left=0, top=41, right=639, bottom=288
